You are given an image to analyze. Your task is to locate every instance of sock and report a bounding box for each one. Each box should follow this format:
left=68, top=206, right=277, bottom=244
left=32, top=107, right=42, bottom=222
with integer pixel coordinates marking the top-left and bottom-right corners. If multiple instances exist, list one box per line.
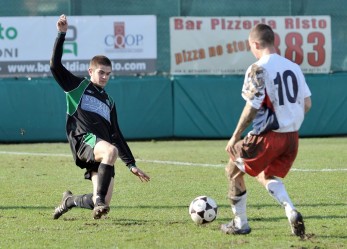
left=229, top=191, right=248, bottom=228
left=66, top=193, right=94, bottom=210
left=266, top=179, right=295, bottom=218
left=95, top=163, right=114, bottom=205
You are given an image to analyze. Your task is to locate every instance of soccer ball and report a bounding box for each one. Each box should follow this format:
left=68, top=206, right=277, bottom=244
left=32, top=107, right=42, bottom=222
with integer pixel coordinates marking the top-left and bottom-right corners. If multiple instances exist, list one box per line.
left=189, top=196, right=218, bottom=225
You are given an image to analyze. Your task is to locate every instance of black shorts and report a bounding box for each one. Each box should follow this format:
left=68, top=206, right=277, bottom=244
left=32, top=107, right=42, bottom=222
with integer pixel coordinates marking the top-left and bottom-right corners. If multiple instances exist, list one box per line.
left=75, top=133, right=102, bottom=180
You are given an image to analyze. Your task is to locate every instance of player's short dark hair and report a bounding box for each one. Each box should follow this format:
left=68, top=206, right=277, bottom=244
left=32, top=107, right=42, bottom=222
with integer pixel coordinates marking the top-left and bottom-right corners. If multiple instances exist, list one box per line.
left=90, top=55, right=112, bottom=69
left=250, top=24, right=274, bottom=48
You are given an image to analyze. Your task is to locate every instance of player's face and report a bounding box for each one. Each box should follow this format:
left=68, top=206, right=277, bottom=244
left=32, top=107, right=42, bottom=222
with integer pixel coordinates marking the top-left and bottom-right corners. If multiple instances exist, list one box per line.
left=89, top=65, right=112, bottom=88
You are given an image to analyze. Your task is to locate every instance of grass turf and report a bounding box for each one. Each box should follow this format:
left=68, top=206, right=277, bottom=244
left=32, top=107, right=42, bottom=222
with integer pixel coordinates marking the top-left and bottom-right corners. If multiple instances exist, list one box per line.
left=0, top=138, right=346, bottom=248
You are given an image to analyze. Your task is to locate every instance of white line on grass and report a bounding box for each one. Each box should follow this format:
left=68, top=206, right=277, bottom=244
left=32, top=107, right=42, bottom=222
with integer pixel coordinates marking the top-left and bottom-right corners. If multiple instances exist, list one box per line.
left=1, top=150, right=346, bottom=172
left=0, top=151, right=71, bottom=157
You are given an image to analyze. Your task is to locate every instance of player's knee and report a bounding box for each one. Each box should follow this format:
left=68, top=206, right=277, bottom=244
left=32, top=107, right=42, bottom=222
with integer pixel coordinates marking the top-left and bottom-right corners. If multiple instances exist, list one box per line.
left=225, top=160, right=233, bottom=174
left=225, top=160, right=240, bottom=180
left=98, top=144, right=118, bottom=164
left=256, top=172, right=275, bottom=186
left=106, top=145, right=118, bottom=161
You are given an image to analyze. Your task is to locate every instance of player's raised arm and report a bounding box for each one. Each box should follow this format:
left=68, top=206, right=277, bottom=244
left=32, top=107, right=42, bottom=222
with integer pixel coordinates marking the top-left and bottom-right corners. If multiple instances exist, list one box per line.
left=57, top=14, right=68, bottom=33
left=50, top=14, right=83, bottom=92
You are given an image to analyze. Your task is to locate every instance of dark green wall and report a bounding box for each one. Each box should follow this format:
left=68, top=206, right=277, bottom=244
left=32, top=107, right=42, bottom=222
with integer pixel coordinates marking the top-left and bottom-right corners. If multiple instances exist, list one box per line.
left=0, top=76, right=173, bottom=142
left=173, top=74, right=347, bottom=138
left=1, top=74, right=346, bottom=142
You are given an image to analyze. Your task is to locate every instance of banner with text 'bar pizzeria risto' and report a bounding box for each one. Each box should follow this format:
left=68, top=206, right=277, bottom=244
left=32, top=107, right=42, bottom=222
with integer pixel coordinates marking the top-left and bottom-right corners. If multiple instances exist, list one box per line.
left=0, top=15, right=156, bottom=77
left=170, top=16, right=331, bottom=75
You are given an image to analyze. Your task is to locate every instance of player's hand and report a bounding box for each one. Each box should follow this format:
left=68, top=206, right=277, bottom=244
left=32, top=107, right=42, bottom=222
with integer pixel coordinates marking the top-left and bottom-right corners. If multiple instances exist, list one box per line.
left=130, top=167, right=150, bottom=182
left=225, top=136, right=238, bottom=160
left=57, top=14, right=68, bottom=33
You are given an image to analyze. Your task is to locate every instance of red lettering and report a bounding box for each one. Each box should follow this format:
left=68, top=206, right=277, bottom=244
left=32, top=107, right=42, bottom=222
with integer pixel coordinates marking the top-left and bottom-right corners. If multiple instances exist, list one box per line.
left=174, top=18, right=183, bottom=30
left=185, top=20, right=195, bottom=30
left=209, top=18, right=277, bottom=30
left=174, top=18, right=202, bottom=30
left=227, top=21, right=233, bottom=29
left=285, top=32, right=303, bottom=64
left=243, top=20, right=252, bottom=29
left=285, top=17, right=327, bottom=29
left=268, top=20, right=277, bottom=29
left=209, top=46, right=216, bottom=57
left=211, top=18, right=219, bottom=30
left=318, top=19, right=327, bottom=29
left=302, top=19, right=310, bottom=29
left=307, top=32, right=325, bottom=66
left=216, top=45, right=223, bottom=55
left=285, top=18, right=294, bottom=29
left=175, top=53, right=182, bottom=65
left=175, top=48, right=206, bottom=64
left=226, top=40, right=250, bottom=54
left=235, top=20, right=240, bottom=30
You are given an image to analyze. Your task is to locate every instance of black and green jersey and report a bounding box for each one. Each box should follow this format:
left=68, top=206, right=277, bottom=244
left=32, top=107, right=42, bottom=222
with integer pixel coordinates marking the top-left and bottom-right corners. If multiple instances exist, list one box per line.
left=50, top=32, right=135, bottom=168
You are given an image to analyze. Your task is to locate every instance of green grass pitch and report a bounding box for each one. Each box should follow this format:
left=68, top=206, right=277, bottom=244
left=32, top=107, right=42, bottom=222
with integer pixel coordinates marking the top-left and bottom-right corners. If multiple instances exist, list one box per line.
left=0, top=138, right=346, bottom=248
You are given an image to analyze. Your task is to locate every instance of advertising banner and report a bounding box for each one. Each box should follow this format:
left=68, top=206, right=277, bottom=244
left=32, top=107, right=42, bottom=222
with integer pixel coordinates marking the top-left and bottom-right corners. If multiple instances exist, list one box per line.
left=170, top=16, right=331, bottom=75
left=0, top=15, right=157, bottom=77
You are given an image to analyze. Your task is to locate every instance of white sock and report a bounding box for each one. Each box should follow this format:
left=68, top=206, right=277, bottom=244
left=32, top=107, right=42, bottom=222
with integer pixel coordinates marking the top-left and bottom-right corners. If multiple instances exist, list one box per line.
left=230, top=192, right=248, bottom=228
left=266, top=179, right=295, bottom=218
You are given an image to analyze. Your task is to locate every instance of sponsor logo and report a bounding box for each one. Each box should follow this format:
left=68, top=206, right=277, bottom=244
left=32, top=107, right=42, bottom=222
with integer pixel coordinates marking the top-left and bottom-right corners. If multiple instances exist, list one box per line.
left=104, top=21, right=144, bottom=52
left=81, top=95, right=110, bottom=123
left=0, top=23, right=17, bottom=40
left=63, top=25, right=78, bottom=56
left=0, top=23, right=19, bottom=59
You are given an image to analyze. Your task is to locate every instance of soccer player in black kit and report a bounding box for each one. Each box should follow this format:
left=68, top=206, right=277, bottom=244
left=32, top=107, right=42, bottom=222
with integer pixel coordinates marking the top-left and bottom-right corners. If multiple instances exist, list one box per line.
left=50, top=14, right=150, bottom=220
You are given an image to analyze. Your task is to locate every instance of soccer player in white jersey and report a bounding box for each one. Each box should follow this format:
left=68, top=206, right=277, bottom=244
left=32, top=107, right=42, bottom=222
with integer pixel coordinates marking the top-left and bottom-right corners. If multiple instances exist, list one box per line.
left=221, top=23, right=312, bottom=237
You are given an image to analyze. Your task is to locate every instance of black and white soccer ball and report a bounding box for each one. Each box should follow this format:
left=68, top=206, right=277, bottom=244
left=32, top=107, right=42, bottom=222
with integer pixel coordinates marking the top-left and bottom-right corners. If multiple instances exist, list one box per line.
left=189, top=196, right=218, bottom=225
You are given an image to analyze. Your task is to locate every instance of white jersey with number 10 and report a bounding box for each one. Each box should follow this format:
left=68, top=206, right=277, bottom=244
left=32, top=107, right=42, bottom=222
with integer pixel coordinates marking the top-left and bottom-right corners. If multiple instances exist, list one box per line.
left=242, top=53, right=311, bottom=134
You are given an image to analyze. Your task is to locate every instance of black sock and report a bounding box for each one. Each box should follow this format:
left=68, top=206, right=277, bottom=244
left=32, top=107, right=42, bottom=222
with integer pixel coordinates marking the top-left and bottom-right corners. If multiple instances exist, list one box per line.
left=96, top=163, right=114, bottom=205
left=66, top=193, right=94, bottom=210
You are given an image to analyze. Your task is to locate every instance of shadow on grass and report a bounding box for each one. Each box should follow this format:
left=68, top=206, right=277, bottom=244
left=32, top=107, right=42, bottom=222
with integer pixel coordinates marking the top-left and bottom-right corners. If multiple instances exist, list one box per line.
left=1, top=205, right=346, bottom=241
left=0, top=202, right=346, bottom=210
left=83, top=218, right=187, bottom=226
left=217, top=214, right=347, bottom=223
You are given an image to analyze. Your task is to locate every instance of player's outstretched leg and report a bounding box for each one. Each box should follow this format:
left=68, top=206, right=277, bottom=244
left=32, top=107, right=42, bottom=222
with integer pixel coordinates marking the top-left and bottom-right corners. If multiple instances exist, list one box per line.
left=288, top=210, right=305, bottom=237
left=53, top=190, right=73, bottom=219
